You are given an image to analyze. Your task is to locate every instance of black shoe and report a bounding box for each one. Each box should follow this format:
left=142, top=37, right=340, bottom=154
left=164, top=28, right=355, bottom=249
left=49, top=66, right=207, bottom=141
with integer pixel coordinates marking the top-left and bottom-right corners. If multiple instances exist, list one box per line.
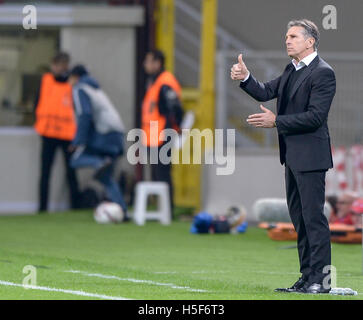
left=274, top=277, right=308, bottom=293
left=123, top=214, right=131, bottom=223
left=300, top=283, right=331, bottom=294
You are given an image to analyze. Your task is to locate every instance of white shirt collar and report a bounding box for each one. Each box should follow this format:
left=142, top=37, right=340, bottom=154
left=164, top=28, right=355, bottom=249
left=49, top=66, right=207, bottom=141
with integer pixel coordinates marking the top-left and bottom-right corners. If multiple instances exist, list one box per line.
left=292, top=51, right=318, bottom=71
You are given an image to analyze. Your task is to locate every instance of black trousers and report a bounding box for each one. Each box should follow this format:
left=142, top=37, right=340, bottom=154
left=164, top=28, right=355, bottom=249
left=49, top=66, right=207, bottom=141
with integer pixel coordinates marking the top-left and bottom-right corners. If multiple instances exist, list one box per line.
left=147, top=145, right=174, bottom=219
left=39, top=136, right=80, bottom=212
left=150, top=161, right=173, bottom=213
left=285, top=164, right=331, bottom=285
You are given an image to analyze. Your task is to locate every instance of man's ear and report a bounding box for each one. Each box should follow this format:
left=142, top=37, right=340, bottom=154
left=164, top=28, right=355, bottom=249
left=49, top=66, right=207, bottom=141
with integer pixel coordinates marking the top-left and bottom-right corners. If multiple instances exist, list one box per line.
left=307, top=37, right=315, bottom=49
left=155, top=60, right=162, bottom=71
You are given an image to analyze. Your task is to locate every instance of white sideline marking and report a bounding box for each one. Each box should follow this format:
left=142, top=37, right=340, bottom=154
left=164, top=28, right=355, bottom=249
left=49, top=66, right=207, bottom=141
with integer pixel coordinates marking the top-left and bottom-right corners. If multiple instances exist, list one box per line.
left=153, top=270, right=227, bottom=274
left=191, top=270, right=227, bottom=274
left=66, top=270, right=208, bottom=293
left=251, top=271, right=300, bottom=275
left=0, top=280, right=130, bottom=300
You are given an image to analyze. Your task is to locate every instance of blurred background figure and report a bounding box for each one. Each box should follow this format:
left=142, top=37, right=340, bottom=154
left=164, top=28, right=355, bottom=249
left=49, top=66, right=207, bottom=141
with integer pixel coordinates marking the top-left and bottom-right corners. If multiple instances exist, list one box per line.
left=142, top=50, right=184, bottom=218
left=68, top=65, right=129, bottom=221
left=329, top=191, right=359, bottom=225
left=33, top=52, right=80, bottom=213
left=326, top=195, right=338, bottom=221
left=351, top=198, right=363, bottom=227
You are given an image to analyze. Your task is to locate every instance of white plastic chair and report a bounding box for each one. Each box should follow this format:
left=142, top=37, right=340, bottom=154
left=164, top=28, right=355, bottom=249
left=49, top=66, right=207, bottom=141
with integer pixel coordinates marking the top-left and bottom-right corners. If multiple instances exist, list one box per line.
left=133, top=181, right=171, bottom=226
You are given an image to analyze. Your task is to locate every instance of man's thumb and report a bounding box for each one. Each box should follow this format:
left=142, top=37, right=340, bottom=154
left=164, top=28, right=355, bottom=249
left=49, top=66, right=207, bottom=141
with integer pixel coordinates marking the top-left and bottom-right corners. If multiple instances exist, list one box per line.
left=238, top=54, right=243, bottom=65
left=260, top=104, right=269, bottom=112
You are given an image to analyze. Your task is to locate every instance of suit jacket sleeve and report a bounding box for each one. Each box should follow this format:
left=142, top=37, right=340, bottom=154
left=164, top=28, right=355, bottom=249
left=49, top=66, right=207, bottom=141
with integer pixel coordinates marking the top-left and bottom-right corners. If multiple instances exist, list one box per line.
left=275, top=68, right=336, bottom=135
left=239, top=73, right=281, bottom=102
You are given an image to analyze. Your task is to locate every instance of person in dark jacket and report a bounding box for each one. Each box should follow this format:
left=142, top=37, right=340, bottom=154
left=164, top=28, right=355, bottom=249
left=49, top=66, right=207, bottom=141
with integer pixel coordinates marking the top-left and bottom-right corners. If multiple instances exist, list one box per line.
left=68, top=65, right=129, bottom=220
left=231, top=19, right=336, bottom=294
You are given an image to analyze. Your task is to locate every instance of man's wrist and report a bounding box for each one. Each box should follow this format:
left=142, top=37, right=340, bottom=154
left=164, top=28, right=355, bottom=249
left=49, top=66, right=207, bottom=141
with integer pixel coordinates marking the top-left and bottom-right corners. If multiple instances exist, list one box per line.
left=240, top=71, right=250, bottom=83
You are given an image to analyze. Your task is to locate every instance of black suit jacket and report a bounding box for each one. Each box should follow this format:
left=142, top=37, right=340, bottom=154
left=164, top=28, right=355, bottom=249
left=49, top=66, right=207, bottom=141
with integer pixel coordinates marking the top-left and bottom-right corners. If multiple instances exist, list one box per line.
left=240, top=55, right=336, bottom=171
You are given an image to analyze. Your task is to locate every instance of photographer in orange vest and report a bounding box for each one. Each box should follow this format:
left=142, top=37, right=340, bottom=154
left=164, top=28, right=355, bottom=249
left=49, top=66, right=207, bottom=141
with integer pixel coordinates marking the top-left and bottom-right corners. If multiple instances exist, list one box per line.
left=34, top=52, right=80, bottom=212
left=142, top=50, right=184, bottom=218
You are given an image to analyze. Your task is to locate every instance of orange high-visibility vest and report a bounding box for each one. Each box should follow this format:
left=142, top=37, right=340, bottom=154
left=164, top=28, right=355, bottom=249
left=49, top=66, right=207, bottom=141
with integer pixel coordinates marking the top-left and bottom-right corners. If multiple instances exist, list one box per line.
left=34, top=72, right=76, bottom=141
left=141, top=71, right=182, bottom=147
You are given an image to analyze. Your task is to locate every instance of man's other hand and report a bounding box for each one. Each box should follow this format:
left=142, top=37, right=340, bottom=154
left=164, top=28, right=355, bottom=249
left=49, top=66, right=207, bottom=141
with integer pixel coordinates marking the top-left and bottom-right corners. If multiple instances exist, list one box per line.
left=246, top=105, right=277, bottom=128
left=231, top=54, right=249, bottom=81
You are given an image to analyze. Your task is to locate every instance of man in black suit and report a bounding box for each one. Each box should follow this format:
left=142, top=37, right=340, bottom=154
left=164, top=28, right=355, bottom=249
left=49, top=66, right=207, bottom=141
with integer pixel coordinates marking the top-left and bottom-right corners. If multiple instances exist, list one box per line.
left=231, top=19, right=336, bottom=294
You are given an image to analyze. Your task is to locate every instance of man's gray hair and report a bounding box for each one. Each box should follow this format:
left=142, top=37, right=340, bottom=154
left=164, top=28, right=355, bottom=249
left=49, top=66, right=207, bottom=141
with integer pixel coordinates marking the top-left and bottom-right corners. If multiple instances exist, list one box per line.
left=287, top=19, right=320, bottom=50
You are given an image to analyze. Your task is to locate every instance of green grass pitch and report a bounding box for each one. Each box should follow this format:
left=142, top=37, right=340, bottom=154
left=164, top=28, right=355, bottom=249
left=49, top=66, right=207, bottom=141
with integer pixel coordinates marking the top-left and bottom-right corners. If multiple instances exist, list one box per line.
left=0, top=210, right=362, bottom=300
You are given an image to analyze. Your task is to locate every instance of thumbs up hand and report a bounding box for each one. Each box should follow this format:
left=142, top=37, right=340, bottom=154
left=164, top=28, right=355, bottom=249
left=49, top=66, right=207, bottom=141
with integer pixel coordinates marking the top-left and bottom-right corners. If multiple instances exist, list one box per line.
left=231, top=53, right=249, bottom=81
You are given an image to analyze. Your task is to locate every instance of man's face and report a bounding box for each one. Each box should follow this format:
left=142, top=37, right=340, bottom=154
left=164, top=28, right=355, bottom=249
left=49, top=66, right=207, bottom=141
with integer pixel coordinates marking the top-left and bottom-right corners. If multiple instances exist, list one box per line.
left=285, top=26, right=314, bottom=59
left=51, top=62, right=69, bottom=76
left=143, top=53, right=161, bottom=76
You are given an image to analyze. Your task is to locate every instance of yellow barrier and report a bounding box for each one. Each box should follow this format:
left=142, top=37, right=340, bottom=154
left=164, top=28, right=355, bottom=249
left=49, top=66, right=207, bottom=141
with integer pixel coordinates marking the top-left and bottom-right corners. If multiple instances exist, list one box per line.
left=156, top=0, right=218, bottom=212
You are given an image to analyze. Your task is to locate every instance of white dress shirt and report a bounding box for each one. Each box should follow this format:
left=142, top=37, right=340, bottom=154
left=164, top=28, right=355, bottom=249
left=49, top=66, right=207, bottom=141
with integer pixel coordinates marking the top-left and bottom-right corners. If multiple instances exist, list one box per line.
left=291, top=51, right=318, bottom=71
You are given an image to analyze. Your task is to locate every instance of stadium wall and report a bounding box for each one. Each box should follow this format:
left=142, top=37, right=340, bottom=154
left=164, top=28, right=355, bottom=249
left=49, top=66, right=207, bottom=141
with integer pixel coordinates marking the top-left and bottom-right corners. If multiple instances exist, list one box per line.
left=202, top=149, right=285, bottom=222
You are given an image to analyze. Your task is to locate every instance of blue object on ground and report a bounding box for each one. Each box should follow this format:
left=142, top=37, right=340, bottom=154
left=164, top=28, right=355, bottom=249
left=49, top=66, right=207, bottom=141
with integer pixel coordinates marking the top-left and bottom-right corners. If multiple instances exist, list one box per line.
left=236, top=221, right=248, bottom=233
left=190, top=212, right=213, bottom=234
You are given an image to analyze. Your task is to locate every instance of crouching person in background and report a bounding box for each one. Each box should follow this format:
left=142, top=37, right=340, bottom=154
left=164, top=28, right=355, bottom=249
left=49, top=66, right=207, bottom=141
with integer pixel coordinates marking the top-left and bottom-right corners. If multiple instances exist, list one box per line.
left=68, top=65, right=129, bottom=221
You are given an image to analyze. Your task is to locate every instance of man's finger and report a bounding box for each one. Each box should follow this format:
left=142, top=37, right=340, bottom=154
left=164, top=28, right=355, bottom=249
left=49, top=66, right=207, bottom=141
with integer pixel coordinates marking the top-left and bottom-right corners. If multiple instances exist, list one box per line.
left=247, top=117, right=263, bottom=122
left=247, top=122, right=263, bottom=127
left=232, top=65, right=242, bottom=72
left=246, top=118, right=263, bottom=124
left=232, top=68, right=242, bottom=74
left=247, top=122, right=263, bottom=128
left=231, top=69, right=242, bottom=75
left=248, top=113, right=264, bottom=119
left=231, top=66, right=241, bottom=72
